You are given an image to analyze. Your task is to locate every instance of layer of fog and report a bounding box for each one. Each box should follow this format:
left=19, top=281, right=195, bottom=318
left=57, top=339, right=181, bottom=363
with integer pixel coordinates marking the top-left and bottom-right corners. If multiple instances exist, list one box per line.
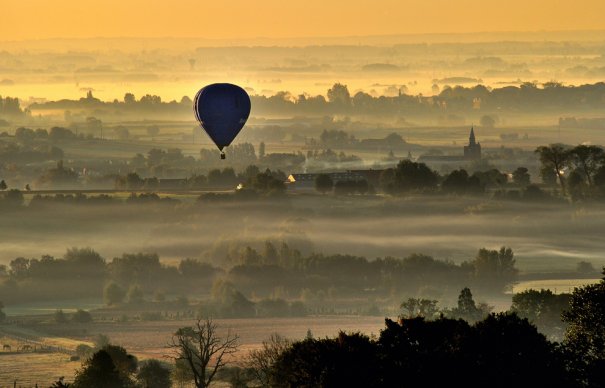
left=2, top=36, right=605, bottom=102
left=1, top=197, right=604, bottom=273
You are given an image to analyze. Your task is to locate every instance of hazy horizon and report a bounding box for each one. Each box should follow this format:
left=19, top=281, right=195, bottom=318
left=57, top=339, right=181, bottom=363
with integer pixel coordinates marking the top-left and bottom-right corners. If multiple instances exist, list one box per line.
left=2, top=2, right=605, bottom=386
left=4, top=0, right=605, bottom=41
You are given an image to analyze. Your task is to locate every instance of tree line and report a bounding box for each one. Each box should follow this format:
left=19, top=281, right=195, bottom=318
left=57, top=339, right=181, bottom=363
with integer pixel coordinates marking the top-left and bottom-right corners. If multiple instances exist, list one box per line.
left=0, top=245, right=517, bottom=309
left=20, top=81, right=605, bottom=119
left=39, top=271, right=605, bottom=387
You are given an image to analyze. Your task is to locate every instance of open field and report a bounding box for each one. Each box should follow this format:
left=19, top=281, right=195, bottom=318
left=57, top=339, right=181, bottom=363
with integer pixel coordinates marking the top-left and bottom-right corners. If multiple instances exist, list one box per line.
left=512, top=278, right=602, bottom=294
left=0, top=315, right=386, bottom=385
left=0, top=352, right=80, bottom=387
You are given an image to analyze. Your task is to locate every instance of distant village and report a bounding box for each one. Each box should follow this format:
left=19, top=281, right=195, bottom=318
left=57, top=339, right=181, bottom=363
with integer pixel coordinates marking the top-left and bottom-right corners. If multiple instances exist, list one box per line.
left=287, top=127, right=486, bottom=191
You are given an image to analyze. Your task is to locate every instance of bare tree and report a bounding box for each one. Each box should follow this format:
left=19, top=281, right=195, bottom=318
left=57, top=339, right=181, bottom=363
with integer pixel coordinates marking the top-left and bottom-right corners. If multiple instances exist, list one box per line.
left=168, top=318, right=239, bottom=388
left=245, top=333, right=291, bottom=387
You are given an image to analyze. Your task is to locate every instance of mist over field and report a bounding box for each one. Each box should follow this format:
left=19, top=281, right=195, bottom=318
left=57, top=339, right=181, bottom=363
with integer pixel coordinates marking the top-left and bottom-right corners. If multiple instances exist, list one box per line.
left=1, top=196, right=604, bottom=273
left=2, top=8, right=605, bottom=384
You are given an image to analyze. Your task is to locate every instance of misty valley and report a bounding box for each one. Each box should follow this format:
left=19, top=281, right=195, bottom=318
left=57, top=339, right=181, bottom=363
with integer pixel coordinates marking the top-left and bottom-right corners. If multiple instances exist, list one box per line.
left=2, top=31, right=605, bottom=388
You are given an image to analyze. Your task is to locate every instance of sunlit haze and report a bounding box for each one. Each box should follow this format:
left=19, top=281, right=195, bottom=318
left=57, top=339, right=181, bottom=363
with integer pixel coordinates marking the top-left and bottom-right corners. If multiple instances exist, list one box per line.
left=3, top=0, right=605, bottom=41
left=2, top=1, right=605, bottom=386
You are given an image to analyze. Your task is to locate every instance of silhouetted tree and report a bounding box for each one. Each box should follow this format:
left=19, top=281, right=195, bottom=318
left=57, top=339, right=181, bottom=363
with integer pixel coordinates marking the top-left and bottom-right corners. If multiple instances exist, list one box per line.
left=246, top=334, right=291, bottom=387
left=169, top=318, right=239, bottom=388
left=569, top=145, right=604, bottom=186
left=271, top=332, right=379, bottom=387
left=511, top=289, right=570, bottom=338
left=123, top=93, right=136, bottom=104
left=0, top=180, right=6, bottom=190
left=400, top=298, right=439, bottom=319
left=247, top=171, right=286, bottom=195
left=451, top=287, right=483, bottom=322
left=72, top=349, right=132, bottom=388
left=469, top=313, right=569, bottom=388
left=535, top=144, right=571, bottom=194
left=471, top=247, right=517, bottom=292
left=326, top=83, right=352, bottom=110
left=512, top=167, right=531, bottom=187
left=392, top=159, right=438, bottom=192
left=563, top=269, right=605, bottom=385
left=102, top=344, right=138, bottom=381
left=442, top=169, right=473, bottom=194
left=137, top=359, right=172, bottom=388
left=567, top=169, right=588, bottom=201
left=104, top=282, right=125, bottom=306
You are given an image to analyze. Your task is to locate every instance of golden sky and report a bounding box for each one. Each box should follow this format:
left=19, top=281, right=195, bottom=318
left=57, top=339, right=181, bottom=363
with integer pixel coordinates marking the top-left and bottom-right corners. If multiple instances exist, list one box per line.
left=2, top=0, right=605, bottom=41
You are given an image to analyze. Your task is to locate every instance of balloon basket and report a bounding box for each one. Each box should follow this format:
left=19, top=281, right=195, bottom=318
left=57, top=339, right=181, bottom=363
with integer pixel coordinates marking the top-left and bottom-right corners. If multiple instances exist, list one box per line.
left=220, top=152, right=226, bottom=160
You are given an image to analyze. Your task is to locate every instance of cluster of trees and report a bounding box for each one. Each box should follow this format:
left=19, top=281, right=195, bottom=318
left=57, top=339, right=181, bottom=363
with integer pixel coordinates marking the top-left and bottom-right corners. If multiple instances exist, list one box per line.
left=31, top=91, right=191, bottom=114
left=308, top=129, right=408, bottom=152
left=269, top=314, right=570, bottom=387
left=0, top=249, right=220, bottom=304
left=535, top=143, right=605, bottom=200
left=43, top=271, right=605, bottom=387
left=308, top=158, right=561, bottom=200
left=0, top=138, right=63, bottom=164
left=122, top=143, right=300, bottom=181
left=14, top=126, right=81, bottom=143
left=305, top=148, right=363, bottom=170
left=128, top=148, right=198, bottom=178
left=113, top=165, right=287, bottom=195
left=35, top=160, right=78, bottom=188
left=266, top=271, right=605, bottom=388
left=200, top=142, right=306, bottom=172
left=397, top=288, right=493, bottom=323
left=0, top=245, right=517, bottom=310
left=0, top=95, right=25, bottom=117
left=398, top=284, right=578, bottom=340
left=511, top=289, right=571, bottom=338
left=377, top=160, right=532, bottom=196
left=24, top=82, right=605, bottom=125
left=222, top=244, right=517, bottom=299
left=59, top=320, right=231, bottom=388
left=68, top=341, right=171, bottom=388
left=200, top=143, right=257, bottom=165
left=53, top=308, right=93, bottom=324
left=250, top=82, right=605, bottom=117
left=379, top=160, right=439, bottom=194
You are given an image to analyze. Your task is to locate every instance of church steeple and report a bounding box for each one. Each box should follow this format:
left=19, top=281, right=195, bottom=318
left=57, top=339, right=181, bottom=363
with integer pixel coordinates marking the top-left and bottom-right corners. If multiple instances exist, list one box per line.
left=469, top=126, right=476, bottom=145
left=464, top=126, right=481, bottom=160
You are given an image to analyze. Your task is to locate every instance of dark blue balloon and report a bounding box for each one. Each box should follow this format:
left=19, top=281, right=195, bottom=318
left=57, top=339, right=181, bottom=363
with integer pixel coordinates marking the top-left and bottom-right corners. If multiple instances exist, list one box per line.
left=194, top=83, right=251, bottom=153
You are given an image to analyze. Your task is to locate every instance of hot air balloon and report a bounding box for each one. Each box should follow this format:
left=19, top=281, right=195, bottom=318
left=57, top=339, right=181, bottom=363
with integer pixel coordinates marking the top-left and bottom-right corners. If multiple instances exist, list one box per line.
left=194, top=83, right=251, bottom=159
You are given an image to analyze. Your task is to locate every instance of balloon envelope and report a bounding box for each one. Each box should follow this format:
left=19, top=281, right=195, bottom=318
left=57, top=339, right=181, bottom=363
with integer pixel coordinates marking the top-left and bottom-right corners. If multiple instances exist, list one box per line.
left=194, top=83, right=251, bottom=151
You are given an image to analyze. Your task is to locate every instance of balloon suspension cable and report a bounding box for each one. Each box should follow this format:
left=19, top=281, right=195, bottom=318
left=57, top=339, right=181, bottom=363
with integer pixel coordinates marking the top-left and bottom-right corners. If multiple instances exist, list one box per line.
left=220, top=151, right=226, bottom=160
